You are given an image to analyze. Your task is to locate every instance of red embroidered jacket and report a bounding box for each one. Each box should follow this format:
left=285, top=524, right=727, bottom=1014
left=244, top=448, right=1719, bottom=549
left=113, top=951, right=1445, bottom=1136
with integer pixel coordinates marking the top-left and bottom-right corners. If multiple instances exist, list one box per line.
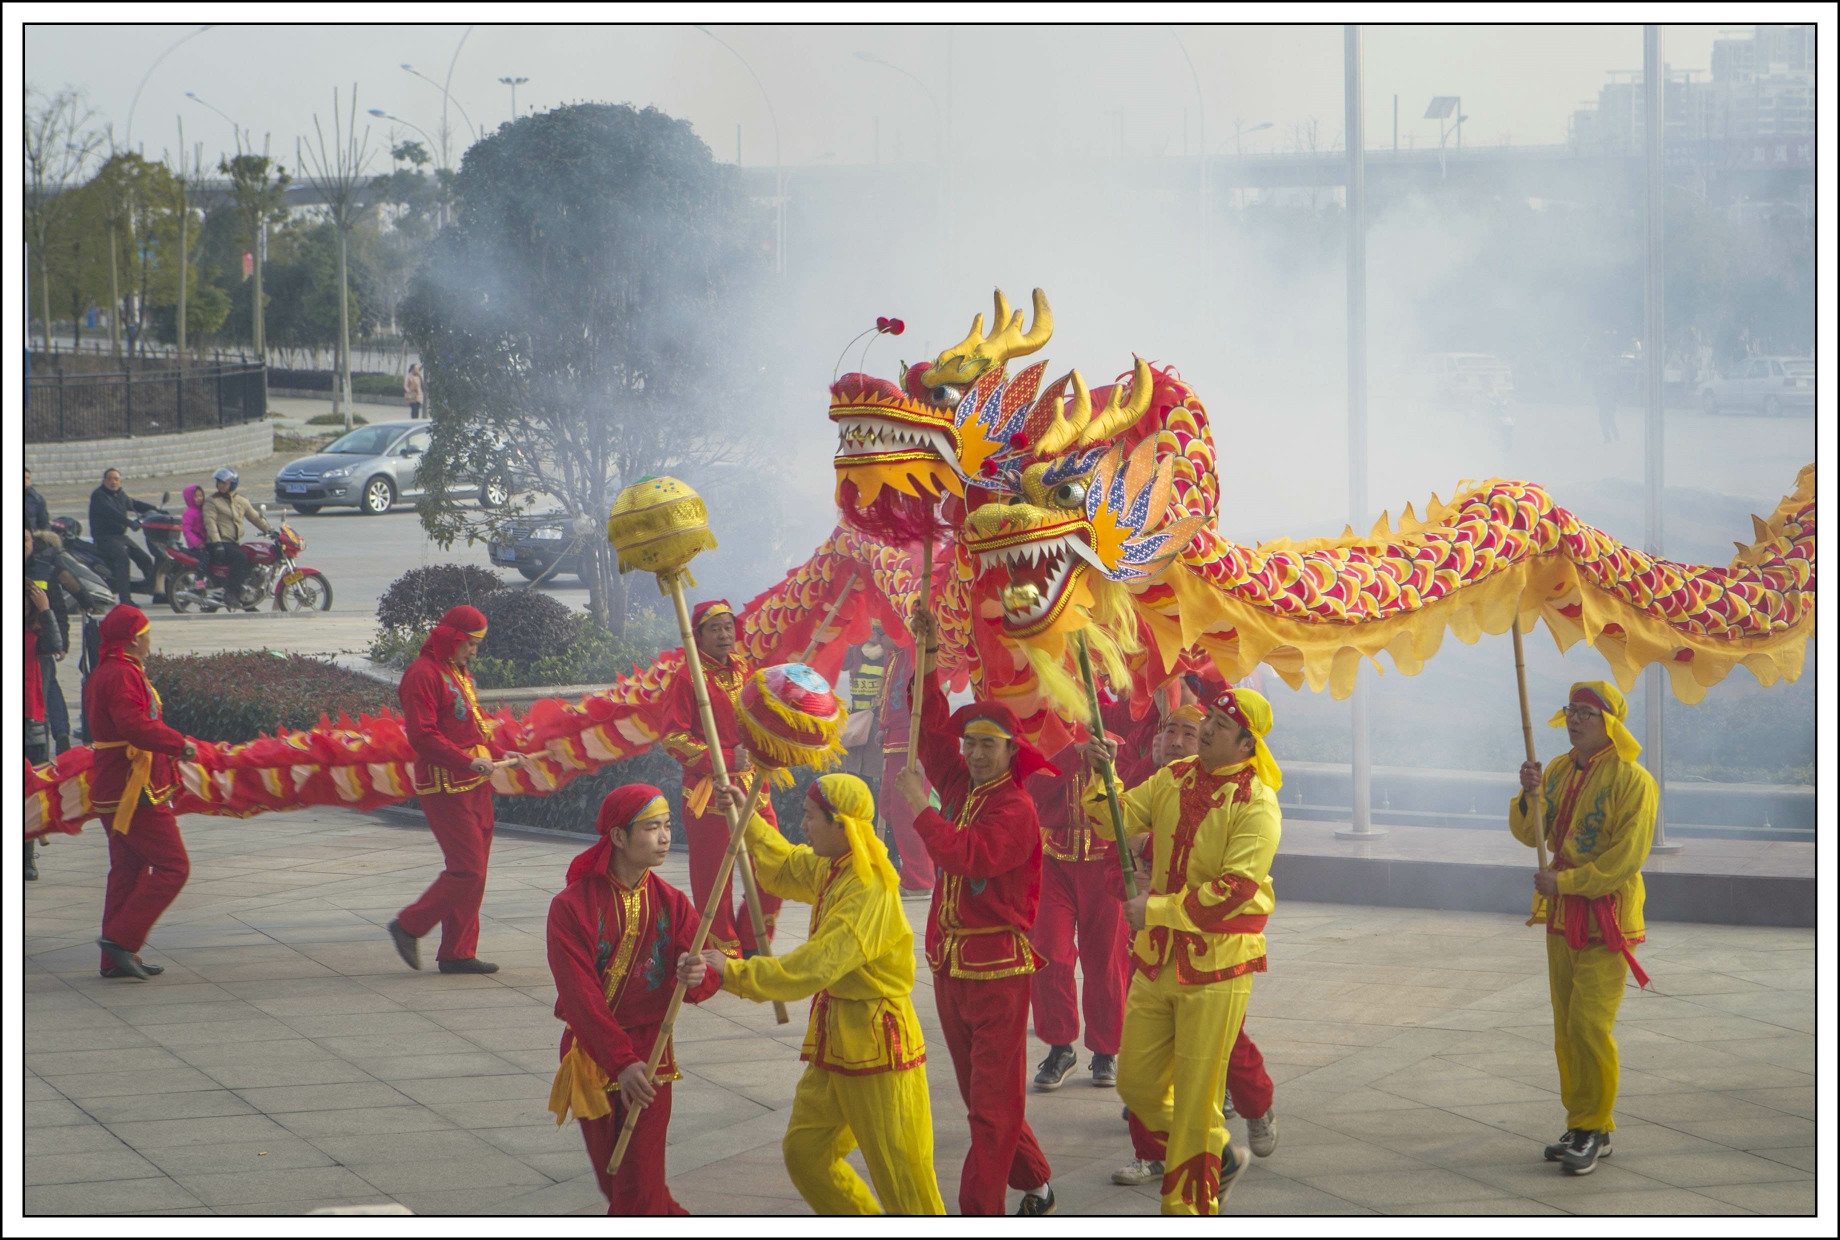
left=84, top=653, right=190, bottom=812
left=399, top=653, right=491, bottom=794
left=908, top=670, right=1044, bottom=980
left=547, top=868, right=720, bottom=1082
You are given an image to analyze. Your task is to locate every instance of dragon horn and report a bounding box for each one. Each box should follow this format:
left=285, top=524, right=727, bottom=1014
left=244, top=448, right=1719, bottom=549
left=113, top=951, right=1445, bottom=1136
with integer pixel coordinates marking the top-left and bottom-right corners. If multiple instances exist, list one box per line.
left=1079, top=356, right=1156, bottom=446
left=1036, top=368, right=1093, bottom=456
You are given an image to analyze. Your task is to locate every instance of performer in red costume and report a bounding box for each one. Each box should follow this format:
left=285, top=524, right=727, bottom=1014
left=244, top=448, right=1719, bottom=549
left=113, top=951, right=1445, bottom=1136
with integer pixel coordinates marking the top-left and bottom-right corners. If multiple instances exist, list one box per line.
left=658, top=599, right=782, bottom=956
left=1027, top=692, right=1157, bottom=1091
left=891, top=603, right=1057, bottom=1217
left=389, top=605, right=512, bottom=974
left=546, top=784, right=720, bottom=1215
left=87, top=605, right=199, bottom=980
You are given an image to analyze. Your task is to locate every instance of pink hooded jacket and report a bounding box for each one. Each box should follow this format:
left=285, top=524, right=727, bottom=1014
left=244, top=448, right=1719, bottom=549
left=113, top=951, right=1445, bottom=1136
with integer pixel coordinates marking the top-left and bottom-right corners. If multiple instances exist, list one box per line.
left=182, top=485, right=207, bottom=549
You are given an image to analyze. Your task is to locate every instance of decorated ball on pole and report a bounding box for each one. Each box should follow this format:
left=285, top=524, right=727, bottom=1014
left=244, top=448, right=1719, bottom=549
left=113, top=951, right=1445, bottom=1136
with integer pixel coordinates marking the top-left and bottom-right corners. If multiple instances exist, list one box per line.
left=606, top=475, right=718, bottom=581
left=736, top=663, right=850, bottom=785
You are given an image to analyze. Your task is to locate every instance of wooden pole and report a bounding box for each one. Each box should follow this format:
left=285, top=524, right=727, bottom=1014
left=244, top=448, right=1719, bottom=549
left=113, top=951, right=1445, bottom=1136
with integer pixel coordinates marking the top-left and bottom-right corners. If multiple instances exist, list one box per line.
left=1074, top=632, right=1136, bottom=899
left=605, top=776, right=771, bottom=1175
left=797, top=569, right=858, bottom=665
left=663, top=574, right=789, bottom=1027
left=905, top=539, right=935, bottom=768
left=1511, top=624, right=1548, bottom=871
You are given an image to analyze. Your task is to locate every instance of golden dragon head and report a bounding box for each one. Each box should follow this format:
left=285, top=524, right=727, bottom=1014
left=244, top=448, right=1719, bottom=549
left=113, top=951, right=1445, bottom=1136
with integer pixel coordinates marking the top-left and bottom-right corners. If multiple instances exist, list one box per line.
left=831, top=288, right=1054, bottom=520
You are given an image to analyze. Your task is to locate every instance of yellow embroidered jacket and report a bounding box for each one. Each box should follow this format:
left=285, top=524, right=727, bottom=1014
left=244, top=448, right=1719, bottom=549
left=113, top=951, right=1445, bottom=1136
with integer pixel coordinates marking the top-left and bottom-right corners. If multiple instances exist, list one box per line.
left=724, top=814, right=927, bottom=1076
left=1090, top=756, right=1281, bottom=985
left=1509, top=746, right=1656, bottom=943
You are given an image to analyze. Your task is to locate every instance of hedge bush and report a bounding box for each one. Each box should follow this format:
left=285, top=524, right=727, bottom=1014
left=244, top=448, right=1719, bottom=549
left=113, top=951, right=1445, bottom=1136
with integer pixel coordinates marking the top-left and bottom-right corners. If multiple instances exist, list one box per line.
left=376, top=564, right=506, bottom=633
left=477, top=589, right=579, bottom=666
left=147, top=651, right=397, bottom=744
left=307, top=412, right=368, bottom=427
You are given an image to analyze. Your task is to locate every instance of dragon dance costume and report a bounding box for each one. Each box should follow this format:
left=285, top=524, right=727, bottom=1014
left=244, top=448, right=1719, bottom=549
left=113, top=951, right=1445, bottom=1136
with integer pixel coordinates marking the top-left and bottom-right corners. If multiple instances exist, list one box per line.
left=658, top=599, right=783, bottom=956
left=909, top=677, right=1055, bottom=1215
left=546, top=785, right=720, bottom=1215
left=1092, top=686, right=1282, bottom=1215
left=86, top=605, right=195, bottom=975
left=873, top=644, right=935, bottom=892
left=395, top=605, right=499, bottom=965
left=1509, top=680, right=1657, bottom=1139
left=722, top=774, right=944, bottom=1216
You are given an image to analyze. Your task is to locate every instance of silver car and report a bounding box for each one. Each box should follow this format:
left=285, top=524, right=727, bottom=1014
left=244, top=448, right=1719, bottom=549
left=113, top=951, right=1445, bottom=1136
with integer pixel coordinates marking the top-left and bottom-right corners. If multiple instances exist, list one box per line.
left=273, top=420, right=511, bottom=516
left=1699, top=356, right=1815, bottom=417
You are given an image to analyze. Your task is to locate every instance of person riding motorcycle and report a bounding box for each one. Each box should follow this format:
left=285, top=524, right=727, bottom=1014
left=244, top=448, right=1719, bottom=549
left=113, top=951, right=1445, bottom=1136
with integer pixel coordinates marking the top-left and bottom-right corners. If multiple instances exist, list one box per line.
left=201, top=468, right=272, bottom=610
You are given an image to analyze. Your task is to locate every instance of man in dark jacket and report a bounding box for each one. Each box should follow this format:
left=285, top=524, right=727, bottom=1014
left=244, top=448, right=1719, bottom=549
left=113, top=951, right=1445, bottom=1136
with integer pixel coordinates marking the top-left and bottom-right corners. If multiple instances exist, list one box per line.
left=89, top=468, right=158, bottom=604
left=25, top=466, right=50, bottom=531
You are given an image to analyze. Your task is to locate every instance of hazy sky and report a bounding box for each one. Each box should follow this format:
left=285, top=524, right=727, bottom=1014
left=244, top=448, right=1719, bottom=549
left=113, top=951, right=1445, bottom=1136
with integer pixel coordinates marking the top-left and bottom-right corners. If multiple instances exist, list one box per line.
left=25, top=22, right=1733, bottom=170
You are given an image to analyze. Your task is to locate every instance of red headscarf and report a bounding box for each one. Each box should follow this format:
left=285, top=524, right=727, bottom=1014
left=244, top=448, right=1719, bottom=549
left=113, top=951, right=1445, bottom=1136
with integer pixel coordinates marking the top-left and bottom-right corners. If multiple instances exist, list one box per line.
left=565, top=783, right=671, bottom=885
left=949, top=699, right=1061, bottom=783
left=419, top=604, right=489, bottom=663
left=99, top=604, right=152, bottom=662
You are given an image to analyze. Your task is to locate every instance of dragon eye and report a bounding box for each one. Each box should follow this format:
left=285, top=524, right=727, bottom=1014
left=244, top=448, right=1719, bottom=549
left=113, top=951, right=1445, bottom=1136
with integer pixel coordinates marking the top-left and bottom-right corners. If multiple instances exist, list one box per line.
left=930, top=384, right=963, bottom=407
left=1051, top=482, right=1086, bottom=508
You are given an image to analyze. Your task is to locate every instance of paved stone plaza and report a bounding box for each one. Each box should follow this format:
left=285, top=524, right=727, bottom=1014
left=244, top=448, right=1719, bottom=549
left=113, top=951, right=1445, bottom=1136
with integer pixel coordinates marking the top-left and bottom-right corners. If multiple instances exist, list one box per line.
left=23, top=808, right=1815, bottom=1216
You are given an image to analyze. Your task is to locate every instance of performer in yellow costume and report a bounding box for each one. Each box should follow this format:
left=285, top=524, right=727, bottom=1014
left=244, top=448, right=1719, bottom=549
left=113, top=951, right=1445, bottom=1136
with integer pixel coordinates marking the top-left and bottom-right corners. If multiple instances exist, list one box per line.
left=694, top=775, right=944, bottom=1215
left=1084, top=685, right=1282, bottom=1216
left=1510, top=680, right=1656, bottom=1176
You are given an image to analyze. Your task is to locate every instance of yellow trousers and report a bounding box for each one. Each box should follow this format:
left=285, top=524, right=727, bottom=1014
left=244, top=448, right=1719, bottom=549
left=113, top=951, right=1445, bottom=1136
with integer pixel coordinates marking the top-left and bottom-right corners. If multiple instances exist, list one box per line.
left=1547, top=935, right=1628, bottom=1132
left=782, top=1061, right=945, bottom=1215
left=1116, top=965, right=1252, bottom=1216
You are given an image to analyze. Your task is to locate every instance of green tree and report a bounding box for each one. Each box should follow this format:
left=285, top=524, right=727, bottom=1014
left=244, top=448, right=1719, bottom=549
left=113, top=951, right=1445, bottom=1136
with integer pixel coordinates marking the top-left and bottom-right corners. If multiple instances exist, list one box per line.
left=401, top=102, right=766, bottom=632
left=219, top=145, right=292, bottom=357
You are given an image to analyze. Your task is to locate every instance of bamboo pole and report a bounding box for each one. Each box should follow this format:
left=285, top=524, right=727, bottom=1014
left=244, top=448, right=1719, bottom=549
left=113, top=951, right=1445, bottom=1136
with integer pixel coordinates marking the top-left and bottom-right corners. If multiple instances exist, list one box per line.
left=797, top=569, right=858, bottom=665
left=605, top=776, right=771, bottom=1175
left=661, top=575, right=789, bottom=1028
left=1074, top=632, right=1136, bottom=899
left=905, top=539, right=935, bottom=767
left=1511, top=624, right=1549, bottom=871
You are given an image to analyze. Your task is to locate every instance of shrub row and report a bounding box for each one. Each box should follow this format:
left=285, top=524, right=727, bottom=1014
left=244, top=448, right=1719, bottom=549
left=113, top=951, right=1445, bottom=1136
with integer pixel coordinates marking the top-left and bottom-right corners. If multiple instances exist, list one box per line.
left=147, top=651, right=397, bottom=743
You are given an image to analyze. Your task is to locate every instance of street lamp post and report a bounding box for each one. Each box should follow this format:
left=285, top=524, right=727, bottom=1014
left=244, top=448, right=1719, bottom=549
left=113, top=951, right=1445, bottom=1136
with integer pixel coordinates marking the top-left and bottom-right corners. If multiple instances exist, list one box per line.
left=1229, top=120, right=1273, bottom=208
left=498, top=76, right=528, bottom=124
left=698, top=26, right=785, bottom=275
left=402, top=30, right=477, bottom=169
left=125, top=24, right=213, bottom=151
left=1425, top=96, right=1468, bottom=181
left=854, top=49, right=944, bottom=283
left=1339, top=25, right=1381, bottom=841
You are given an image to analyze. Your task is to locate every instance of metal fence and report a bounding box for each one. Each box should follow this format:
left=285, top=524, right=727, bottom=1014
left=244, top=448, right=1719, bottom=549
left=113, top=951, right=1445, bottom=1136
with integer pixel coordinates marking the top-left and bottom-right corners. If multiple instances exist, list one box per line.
left=24, top=359, right=268, bottom=443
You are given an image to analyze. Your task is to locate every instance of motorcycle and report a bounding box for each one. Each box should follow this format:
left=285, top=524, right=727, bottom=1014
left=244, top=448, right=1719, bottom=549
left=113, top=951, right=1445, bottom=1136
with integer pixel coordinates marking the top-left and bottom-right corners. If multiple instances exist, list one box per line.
left=48, top=490, right=181, bottom=601
left=165, top=521, right=333, bottom=613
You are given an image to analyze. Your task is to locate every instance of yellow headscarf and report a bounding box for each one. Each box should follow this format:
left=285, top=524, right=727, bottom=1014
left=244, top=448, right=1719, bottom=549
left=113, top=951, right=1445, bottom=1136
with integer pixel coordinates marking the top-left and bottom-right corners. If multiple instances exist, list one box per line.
left=1548, top=680, right=1642, bottom=763
left=1206, top=685, right=1282, bottom=792
left=808, top=773, right=900, bottom=891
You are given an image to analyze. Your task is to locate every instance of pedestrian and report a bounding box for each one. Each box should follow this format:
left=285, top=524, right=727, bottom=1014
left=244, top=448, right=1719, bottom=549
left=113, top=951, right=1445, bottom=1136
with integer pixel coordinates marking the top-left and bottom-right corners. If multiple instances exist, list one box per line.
left=546, top=784, right=720, bottom=1215
left=87, top=604, right=200, bottom=979
left=658, top=600, right=784, bottom=957
left=404, top=363, right=424, bottom=419
left=388, top=605, right=519, bottom=974
left=1083, top=685, right=1285, bottom=1215
left=24, top=531, right=67, bottom=882
left=88, top=468, right=158, bottom=604
left=25, top=466, right=50, bottom=532
left=199, top=468, right=271, bottom=610
left=1512, top=681, right=1657, bottom=1176
left=890, top=602, right=1057, bottom=1217
left=1113, top=702, right=1280, bottom=1189
left=698, top=775, right=946, bottom=1216
left=180, top=484, right=208, bottom=551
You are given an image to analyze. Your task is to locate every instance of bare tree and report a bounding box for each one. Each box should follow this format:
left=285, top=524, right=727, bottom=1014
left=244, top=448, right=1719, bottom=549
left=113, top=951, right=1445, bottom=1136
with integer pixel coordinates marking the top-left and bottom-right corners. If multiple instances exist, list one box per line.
left=24, top=86, right=102, bottom=350
left=297, top=86, right=375, bottom=429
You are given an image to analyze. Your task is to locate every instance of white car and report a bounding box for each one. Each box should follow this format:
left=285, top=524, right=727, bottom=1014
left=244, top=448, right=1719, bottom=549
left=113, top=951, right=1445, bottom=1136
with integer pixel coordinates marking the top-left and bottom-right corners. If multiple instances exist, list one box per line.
left=1698, top=357, right=1814, bottom=417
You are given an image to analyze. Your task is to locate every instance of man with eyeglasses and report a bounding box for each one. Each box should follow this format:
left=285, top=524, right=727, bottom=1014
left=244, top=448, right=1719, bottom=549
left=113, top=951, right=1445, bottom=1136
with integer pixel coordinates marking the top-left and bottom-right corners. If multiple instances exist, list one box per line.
left=1510, top=681, right=1657, bottom=1177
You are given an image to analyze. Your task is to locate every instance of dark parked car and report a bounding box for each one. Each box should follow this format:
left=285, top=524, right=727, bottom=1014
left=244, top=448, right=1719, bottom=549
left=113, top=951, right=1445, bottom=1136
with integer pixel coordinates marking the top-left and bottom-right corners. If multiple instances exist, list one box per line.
left=489, top=511, right=599, bottom=582
left=274, top=421, right=513, bottom=515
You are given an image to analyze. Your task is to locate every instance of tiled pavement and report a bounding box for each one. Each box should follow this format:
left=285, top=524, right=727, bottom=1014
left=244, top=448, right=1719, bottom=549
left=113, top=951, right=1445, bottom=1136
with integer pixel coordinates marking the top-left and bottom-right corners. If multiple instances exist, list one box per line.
left=22, top=808, right=1816, bottom=1216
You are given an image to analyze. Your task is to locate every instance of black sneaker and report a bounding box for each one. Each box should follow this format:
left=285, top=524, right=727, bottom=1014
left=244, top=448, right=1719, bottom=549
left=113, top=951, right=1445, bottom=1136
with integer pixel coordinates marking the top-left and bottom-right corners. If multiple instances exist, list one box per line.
left=97, top=938, right=150, bottom=980
left=1033, top=1044, right=1077, bottom=1091
left=1014, top=1184, right=1056, bottom=1216
left=1090, top=1052, right=1117, bottom=1087
left=1543, top=1128, right=1581, bottom=1161
left=1217, top=1141, right=1247, bottom=1211
left=102, top=960, right=164, bottom=979
left=387, top=919, right=421, bottom=971
left=1561, top=1129, right=1611, bottom=1175
left=437, top=957, right=499, bottom=974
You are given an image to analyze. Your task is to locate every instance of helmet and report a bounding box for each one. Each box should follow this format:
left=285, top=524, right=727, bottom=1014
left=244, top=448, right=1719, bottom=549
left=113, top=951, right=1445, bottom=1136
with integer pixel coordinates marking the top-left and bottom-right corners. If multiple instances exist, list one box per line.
left=213, top=467, right=240, bottom=489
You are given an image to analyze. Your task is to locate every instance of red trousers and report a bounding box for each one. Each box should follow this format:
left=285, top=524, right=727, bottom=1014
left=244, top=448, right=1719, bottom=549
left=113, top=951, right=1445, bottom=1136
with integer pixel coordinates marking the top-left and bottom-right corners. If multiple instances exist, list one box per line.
left=934, top=971, right=1053, bottom=1215
left=683, top=795, right=781, bottom=955
left=1030, top=856, right=1130, bottom=1054
left=577, top=1086, right=687, bottom=1215
left=1128, top=1026, right=1274, bottom=1158
left=880, top=748, right=935, bottom=892
left=99, top=802, right=190, bottom=971
left=398, top=785, right=495, bottom=961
